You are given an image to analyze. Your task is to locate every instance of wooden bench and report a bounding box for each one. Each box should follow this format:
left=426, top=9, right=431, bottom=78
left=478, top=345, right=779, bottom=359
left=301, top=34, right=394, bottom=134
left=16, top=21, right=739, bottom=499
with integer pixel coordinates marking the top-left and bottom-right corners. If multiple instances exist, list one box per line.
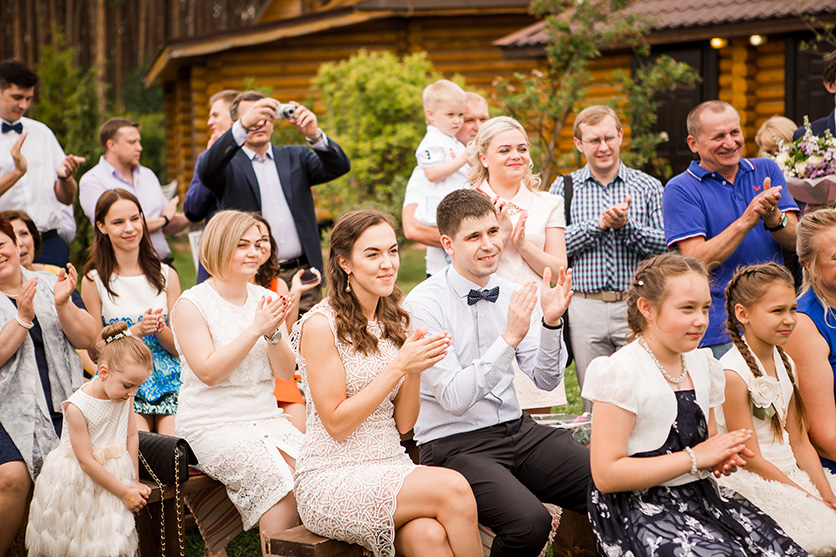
left=266, top=526, right=366, bottom=556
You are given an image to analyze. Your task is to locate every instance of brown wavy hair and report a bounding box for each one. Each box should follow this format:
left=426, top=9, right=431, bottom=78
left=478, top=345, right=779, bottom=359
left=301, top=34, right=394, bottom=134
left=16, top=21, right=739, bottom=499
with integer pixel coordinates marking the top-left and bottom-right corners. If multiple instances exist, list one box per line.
left=327, top=209, right=409, bottom=355
left=83, top=188, right=164, bottom=299
left=725, top=263, right=808, bottom=441
left=626, top=252, right=709, bottom=337
left=251, top=214, right=281, bottom=289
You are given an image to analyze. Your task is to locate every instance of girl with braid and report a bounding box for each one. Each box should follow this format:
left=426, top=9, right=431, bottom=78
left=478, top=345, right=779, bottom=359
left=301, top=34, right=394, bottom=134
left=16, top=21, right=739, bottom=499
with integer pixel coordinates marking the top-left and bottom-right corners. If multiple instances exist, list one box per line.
left=716, top=263, right=836, bottom=555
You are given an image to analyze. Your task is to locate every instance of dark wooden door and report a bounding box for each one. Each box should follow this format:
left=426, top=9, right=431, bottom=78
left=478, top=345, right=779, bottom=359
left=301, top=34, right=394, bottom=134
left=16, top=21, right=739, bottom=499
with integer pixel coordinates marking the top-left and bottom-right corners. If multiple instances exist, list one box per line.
left=786, top=36, right=835, bottom=128
left=634, top=44, right=718, bottom=180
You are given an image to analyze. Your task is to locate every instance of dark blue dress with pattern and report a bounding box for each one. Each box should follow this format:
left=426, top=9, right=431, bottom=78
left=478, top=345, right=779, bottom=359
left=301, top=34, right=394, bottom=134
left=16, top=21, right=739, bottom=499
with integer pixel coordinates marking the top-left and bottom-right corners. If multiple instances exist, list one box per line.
left=587, top=390, right=808, bottom=556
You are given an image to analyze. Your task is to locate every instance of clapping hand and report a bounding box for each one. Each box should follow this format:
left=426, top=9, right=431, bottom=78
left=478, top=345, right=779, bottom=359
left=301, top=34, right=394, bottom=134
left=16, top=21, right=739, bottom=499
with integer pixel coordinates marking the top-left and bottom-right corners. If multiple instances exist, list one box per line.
left=17, top=278, right=37, bottom=323
left=511, top=211, right=528, bottom=250
left=503, top=281, right=538, bottom=348
left=598, top=196, right=631, bottom=230
left=54, top=264, right=78, bottom=307
left=391, top=326, right=451, bottom=375
left=691, top=428, right=753, bottom=477
left=252, top=294, right=294, bottom=338
left=540, top=267, right=572, bottom=327
left=131, top=308, right=165, bottom=338
left=10, top=133, right=27, bottom=175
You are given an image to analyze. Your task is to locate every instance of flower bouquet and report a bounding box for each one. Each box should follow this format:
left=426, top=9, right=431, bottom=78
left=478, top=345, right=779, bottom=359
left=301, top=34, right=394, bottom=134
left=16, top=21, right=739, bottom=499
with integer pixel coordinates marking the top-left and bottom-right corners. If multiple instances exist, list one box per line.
left=770, top=118, right=836, bottom=206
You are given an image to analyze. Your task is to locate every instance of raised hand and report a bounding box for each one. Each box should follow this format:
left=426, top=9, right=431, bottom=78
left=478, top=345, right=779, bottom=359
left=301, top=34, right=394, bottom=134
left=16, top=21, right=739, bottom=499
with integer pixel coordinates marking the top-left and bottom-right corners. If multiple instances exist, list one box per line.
left=607, top=196, right=631, bottom=230
left=10, top=132, right=27, bottom=174
left=57, top=154, right=85, bottom=179
left=162, top=196, right=179, bottom=221
left=691, top=428, right=752, bottom=473
left=131, top=308, right=164, bottom=338
left=496, top=202, right=513, bottom=246
left=16, top=278, right=37, bottom=322
left=291, top=268, right=322, bottom=293
left=54, top=263, right=78, bottom=307
left=540, top=267, right=572, bottom=327
left=503, top=281, right=537, bottom=348
left=289, top=102, right=320, bottom=139
left=240, top=97, right=280, bottom=131
left=390, top=326, right=451, bottom=375
left=511, top=211, right=528, bottom=250
left=252, top=294, right=294, bottom=338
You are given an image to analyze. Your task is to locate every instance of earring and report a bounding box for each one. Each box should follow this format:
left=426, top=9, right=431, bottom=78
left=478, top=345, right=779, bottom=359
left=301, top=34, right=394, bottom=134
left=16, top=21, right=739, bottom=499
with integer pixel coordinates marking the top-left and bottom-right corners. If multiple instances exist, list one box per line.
left=482, top=161, right=488, bottom=168
left=345, top=276, right=352, bottom=293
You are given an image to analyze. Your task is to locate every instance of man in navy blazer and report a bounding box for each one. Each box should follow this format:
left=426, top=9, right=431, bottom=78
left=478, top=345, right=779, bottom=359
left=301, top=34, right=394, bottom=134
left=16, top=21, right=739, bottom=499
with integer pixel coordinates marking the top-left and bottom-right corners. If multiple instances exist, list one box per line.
left=198, top=91, right=350, bottom=311
left=793, top=51, right=836, bottom=141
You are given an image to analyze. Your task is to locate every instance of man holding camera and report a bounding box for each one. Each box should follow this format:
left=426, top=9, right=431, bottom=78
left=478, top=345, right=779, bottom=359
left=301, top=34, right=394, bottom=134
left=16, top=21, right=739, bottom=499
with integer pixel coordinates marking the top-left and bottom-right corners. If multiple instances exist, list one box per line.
left=199, top=90, right=350, bottom=312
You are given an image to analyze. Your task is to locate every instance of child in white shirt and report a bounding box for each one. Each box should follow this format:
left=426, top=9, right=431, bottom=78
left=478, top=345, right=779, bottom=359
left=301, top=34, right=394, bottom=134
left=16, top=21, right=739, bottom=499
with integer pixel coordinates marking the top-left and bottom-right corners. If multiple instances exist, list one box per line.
left=412, top=80, right=469, bottom=227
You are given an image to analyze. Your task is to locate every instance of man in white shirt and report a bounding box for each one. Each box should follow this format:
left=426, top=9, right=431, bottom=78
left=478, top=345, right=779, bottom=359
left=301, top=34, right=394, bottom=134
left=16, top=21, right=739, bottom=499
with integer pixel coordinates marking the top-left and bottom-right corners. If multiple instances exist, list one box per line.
left=403, top=189, right=590, bottom=557
left=0, top=60, right=85, bottom=265
left=79, top=118, right=188, bottom=261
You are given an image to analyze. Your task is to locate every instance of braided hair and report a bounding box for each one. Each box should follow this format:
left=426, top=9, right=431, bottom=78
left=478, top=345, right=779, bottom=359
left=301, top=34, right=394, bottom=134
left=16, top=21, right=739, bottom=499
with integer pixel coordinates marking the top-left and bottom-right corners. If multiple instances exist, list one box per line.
left=724, top=263, right=808, bottom=441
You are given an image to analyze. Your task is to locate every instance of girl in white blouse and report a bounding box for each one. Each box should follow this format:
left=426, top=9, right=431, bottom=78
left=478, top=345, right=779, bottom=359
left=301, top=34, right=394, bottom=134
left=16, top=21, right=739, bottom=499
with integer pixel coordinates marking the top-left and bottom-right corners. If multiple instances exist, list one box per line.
left=582, top=252, right=806, bottom=557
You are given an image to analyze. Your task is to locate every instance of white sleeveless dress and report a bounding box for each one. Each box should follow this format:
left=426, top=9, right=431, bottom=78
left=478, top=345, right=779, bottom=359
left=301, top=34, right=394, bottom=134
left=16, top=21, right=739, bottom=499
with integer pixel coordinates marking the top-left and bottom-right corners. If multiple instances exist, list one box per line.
left=26, top=383, right=137, bottom=557
left=173, top=281, right=303, bottom=530
left=291, top=301, right=417, bottom=557
left=716, top=342, right=836, bottom=556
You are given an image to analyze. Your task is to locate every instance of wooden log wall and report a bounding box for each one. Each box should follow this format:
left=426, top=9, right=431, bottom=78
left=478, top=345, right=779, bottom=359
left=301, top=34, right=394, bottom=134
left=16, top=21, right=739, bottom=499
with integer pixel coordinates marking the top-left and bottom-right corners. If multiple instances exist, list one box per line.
left=163, top=13, right=541, bottom=188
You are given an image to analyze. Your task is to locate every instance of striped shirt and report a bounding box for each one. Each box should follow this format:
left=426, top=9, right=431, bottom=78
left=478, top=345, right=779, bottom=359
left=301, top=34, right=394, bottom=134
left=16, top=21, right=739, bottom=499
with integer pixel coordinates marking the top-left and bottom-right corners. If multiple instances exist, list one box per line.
left=549, top=162, right=666, bottom=293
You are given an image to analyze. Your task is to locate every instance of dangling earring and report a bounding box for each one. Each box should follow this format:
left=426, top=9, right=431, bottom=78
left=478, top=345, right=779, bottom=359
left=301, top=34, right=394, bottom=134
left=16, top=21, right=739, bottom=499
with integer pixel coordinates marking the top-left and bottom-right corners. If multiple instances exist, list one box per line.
left=345, top=275, right=352, bottom=293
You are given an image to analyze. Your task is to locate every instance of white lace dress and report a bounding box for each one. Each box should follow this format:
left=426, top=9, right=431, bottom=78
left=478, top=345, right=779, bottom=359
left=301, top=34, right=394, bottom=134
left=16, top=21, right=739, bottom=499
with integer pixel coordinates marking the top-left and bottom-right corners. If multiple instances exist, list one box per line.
left=173, top=281, right=303, bottom=530
left=291, top=301, right=417, bottom=557
left=716, top=342, right=836, bottom=556
left=26, top=384, right=137, bottom=557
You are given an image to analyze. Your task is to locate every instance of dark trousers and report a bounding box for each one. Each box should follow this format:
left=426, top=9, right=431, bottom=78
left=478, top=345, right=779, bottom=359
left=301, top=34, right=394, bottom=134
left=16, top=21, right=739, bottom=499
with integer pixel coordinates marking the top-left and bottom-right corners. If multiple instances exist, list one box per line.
left=33, top=233, right=68, bottom=267
left=419, top=414, right=590, bottom=557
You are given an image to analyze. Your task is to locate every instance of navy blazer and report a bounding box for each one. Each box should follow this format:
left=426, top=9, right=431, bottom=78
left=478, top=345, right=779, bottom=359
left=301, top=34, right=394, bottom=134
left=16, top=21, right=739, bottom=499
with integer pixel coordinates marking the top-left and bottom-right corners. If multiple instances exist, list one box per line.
left=793, top=108, right=836, bottom=141
left=198, top=127, right=350, bottom=273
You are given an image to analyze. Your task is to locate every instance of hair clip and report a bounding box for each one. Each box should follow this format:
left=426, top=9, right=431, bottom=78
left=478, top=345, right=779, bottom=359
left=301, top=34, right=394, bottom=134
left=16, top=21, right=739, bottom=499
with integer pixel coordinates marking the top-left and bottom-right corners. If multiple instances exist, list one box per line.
left=105, top=329, right=133, bottom=344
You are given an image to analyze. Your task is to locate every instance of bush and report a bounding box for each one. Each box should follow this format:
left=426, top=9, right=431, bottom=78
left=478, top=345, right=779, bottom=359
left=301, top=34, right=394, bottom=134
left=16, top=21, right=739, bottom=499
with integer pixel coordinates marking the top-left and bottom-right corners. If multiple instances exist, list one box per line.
left=313, top=50, right=446, bottom=231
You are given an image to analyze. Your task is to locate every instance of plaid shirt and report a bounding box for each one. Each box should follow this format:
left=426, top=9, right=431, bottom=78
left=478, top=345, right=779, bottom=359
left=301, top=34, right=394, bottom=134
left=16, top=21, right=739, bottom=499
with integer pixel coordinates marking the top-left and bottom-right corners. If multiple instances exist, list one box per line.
left=549, top=162, right=666, bottom=293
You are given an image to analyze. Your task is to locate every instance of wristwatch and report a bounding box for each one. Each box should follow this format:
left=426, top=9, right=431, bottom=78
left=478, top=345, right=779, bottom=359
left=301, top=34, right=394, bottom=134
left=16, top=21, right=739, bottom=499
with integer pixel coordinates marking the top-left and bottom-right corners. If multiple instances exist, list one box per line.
left=306, top=128, right=324, bottom=144
left=764, top=211, right=788, bottom=232
left=264, top=328, right=282, bottom=345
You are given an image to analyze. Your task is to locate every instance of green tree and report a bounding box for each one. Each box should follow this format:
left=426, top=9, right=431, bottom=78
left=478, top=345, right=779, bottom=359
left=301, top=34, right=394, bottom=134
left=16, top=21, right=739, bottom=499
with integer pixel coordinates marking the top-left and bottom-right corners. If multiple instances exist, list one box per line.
left=35, top=29, right=104, bottom=268
left=495, top=0, right=697, bottom=184
left=312, top=50, right=446, bottom=230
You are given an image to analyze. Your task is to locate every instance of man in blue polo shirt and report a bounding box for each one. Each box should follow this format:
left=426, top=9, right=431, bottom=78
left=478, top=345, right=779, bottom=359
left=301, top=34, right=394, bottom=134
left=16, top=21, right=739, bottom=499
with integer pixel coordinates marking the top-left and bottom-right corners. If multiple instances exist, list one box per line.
left=663, top=100, right=800, bottom=357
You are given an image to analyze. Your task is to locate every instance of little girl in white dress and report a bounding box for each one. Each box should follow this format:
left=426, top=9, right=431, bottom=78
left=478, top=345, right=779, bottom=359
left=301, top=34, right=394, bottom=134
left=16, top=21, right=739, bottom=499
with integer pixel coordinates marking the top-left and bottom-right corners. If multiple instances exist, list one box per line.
left=717, top=263, right=836, bottom=556
left=26, top=322, right=153, bottom=557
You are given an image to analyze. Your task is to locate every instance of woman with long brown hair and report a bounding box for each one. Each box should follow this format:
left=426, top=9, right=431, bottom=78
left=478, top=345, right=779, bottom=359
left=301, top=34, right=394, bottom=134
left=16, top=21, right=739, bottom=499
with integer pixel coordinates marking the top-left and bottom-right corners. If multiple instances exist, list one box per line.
left=81, top=188, right=182, bottom=435
left=291, top=209, right=481, bottom=557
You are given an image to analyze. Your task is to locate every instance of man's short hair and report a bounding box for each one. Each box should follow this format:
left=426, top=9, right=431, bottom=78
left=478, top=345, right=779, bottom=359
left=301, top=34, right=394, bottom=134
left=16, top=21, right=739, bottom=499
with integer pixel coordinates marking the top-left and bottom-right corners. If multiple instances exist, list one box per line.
left=99, top=117, right=140, bottom=150
left=209, top=89, right=239, bottom=108
left=0, top=60, right=37, bottom=90
left=686, top=100, right=737, bottom=138
left=230, top=91, right=265, bottom=121
left=824, top=51, right=836, bottom=88
left=422, top=80, right=466, bottom=112
left=573, top=105, right=622, bottom=139
left=465, top=91, right=488, bottom=110
left=436, top=189, right=496, bottom=239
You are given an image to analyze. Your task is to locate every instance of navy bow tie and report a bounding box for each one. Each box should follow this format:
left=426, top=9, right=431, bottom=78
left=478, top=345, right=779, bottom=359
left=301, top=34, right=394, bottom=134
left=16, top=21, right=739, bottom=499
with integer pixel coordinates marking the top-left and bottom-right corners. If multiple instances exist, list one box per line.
left=467, top=286, right=500, bottom=305
left=2, top=121, right=22, bottom=134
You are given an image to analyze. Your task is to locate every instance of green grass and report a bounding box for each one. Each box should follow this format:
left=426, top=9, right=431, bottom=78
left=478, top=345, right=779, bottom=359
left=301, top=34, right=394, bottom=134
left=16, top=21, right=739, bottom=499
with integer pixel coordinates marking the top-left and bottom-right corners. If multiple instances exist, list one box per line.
left=176, top=241, right=582, bottom=554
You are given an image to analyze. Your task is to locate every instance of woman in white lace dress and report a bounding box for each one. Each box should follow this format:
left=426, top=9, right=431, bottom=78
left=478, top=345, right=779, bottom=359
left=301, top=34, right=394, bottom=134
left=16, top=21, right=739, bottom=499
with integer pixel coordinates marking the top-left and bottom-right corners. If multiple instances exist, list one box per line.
left=171, top=210, right=303, bottom=556
left=291, top=209, right=481, bottom=557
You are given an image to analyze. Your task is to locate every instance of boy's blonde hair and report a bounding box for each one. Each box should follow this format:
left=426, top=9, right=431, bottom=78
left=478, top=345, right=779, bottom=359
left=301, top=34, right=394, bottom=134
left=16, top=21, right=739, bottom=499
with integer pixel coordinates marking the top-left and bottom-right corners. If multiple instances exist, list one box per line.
left=423, top=80, right=466, bottom=117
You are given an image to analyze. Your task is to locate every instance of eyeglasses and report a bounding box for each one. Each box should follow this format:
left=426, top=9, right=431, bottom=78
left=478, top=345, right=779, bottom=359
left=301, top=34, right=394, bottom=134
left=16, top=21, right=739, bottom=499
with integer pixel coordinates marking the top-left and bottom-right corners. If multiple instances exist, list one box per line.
left=579, top=135, right=619, bottom=147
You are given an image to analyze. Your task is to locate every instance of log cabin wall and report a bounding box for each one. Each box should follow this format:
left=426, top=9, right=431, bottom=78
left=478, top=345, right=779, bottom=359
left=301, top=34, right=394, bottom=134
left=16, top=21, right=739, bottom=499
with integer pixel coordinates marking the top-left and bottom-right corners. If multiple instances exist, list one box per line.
left=162, top=13, right=540, bottom=189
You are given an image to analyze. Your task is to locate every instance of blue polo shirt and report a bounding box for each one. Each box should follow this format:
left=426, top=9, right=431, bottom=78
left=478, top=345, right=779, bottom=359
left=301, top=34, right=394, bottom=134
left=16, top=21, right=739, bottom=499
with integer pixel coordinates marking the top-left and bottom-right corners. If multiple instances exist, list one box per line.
left=663, top=158, right=799, bottom=346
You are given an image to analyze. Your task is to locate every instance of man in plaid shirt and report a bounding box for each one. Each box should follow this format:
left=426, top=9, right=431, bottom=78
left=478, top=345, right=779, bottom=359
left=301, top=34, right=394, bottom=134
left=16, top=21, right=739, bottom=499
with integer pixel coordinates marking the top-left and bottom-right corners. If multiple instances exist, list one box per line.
left=549, top=106, right=666, bottom=411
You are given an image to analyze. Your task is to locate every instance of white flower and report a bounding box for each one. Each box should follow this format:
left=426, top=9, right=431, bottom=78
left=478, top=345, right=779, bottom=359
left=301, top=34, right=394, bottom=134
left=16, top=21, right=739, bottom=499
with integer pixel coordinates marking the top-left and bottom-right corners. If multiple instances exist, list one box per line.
left=775, top=152, right=790, bottom=166
left=794, top=160, right=809, bottom=177
left=808, top=154, right=825, bottom=168
left=750, top=375, right=780, bottom=408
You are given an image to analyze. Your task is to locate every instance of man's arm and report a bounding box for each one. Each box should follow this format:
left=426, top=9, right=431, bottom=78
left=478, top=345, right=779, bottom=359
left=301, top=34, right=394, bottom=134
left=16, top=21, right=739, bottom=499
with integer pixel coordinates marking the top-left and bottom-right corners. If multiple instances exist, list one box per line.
left=0, top=133, right=27, bottom=198
left=549, top=177, right=606, bottom=258
left=617, top=184, right=668, bottom=257
left=53, top=154, right=84, bottom=205
left=297, top=134, right=350, bottom=186
left=402, top=203, right=442, bottom=247
left=197, top=124, right=245, bottom=197
left=184, top=151, right=217, bottom=222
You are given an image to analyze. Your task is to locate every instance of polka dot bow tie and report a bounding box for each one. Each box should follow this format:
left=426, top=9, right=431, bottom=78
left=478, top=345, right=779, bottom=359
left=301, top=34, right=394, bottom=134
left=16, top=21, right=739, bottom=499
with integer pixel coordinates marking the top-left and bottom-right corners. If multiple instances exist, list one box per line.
left=467, top=286, right=500, bottom=305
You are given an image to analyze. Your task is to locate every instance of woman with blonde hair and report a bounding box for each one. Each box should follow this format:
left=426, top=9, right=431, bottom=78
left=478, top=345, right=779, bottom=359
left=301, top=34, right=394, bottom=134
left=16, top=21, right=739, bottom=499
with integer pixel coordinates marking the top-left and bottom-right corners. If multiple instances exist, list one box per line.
left=171, top=210, right=303, bottom=556
left=785, top=208, right=836, bottom=475
left=467, top=116, right=567, bottom=412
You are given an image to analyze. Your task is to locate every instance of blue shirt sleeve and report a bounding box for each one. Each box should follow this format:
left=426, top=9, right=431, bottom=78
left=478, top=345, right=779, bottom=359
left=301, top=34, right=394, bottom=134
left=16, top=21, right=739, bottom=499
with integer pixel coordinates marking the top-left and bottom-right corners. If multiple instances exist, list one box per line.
left=662, top=177, right=707, bottom=247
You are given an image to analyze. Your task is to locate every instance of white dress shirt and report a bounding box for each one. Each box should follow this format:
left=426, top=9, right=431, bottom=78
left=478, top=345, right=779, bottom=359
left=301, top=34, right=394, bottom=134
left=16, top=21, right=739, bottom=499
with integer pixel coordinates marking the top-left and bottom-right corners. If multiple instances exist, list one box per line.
left=403, top=265, right=566, bottom=444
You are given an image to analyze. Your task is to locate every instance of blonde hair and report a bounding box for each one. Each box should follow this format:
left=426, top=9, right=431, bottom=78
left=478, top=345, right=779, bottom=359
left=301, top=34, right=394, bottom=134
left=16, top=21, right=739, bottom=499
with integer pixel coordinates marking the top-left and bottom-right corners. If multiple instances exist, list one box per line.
left=755, top=116, right=796, bottom=155
left=573, top=105, right=622, bottom=139
left=725, top=263, right=807, bottom=440
left=423, top=80, right=466, bottom=114
left=627, top=253, right=708, bottom=337
left=797, top=208, right=836, bottom=296
left=98, top=322, right=153, bottom=371
left=465, top=92, right=488, bottom=111
left=466, top=116, right=541, bottom=191
left=200, top=210, right=260, bottom=281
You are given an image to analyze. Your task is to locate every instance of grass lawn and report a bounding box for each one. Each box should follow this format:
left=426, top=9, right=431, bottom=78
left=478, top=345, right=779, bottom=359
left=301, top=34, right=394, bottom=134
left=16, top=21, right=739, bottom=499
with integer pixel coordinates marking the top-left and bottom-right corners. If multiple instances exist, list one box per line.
left=177, top=240, right=582, bottom=555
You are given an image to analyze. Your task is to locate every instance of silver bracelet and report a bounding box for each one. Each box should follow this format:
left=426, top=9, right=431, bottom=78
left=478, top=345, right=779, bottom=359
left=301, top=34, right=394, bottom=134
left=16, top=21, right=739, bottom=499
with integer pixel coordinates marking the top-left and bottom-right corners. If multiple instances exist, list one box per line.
left=15, top=313, right=34, bottom=330
left=684, top=446, right=698, bottom=475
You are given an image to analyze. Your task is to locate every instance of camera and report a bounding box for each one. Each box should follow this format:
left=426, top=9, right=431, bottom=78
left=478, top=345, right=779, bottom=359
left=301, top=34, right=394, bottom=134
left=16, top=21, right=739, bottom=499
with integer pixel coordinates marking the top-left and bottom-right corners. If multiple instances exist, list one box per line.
left=275, top=103, right=296, bottom=120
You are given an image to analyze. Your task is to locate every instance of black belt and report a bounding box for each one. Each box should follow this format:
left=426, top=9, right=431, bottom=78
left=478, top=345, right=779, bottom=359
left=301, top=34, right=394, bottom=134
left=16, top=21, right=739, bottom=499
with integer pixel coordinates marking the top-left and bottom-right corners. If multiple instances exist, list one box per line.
left=40, top=229, right=59, bottom=241
left=279, top=254, right=307, bottom=271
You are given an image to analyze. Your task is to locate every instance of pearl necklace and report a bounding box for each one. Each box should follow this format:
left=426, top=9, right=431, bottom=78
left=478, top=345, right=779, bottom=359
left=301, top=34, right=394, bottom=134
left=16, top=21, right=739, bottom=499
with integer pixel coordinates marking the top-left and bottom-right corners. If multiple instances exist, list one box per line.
left=639, top=337, right=688, bottom=385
